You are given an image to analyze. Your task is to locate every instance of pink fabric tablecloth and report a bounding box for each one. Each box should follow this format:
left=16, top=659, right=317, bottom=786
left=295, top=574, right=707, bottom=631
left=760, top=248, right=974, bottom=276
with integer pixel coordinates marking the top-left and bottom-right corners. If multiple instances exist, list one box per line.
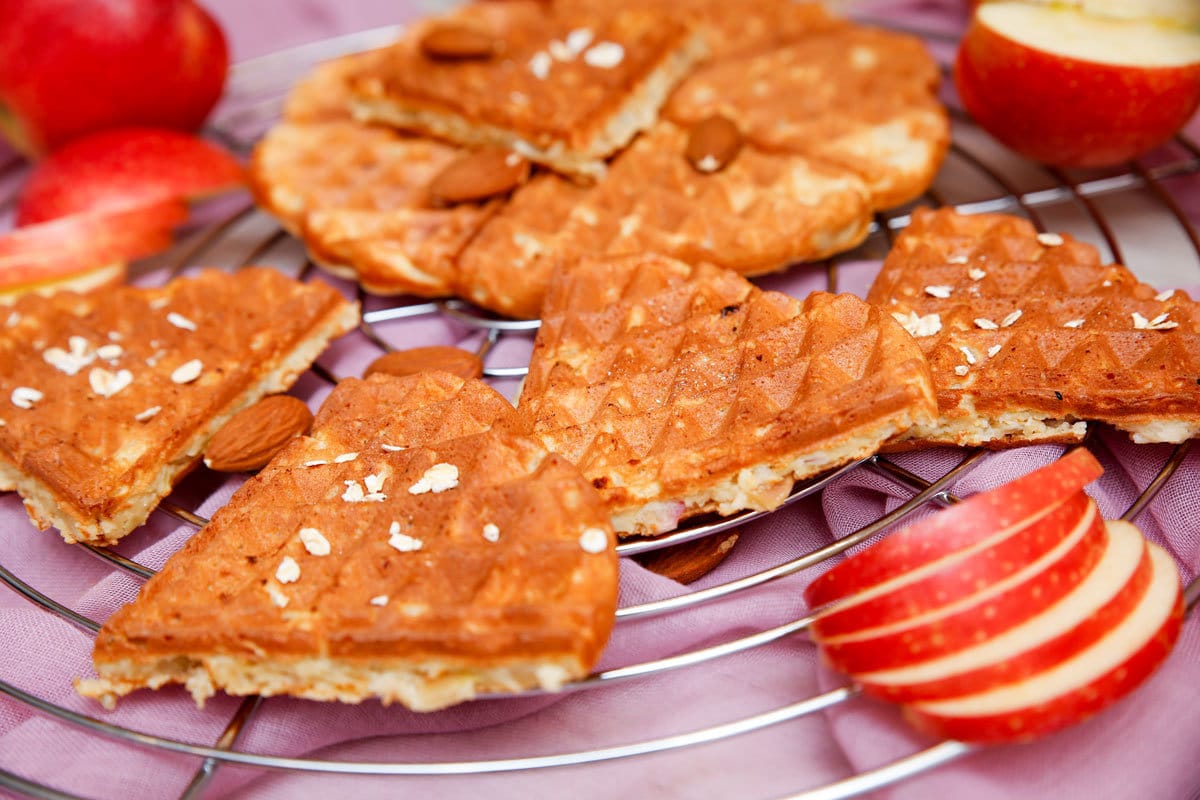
left=2, top=1, right=1199, bottom=798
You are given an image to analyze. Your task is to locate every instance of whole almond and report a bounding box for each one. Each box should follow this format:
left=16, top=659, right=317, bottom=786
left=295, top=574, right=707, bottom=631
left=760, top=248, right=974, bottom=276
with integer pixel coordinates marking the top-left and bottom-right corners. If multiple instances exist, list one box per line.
left=429, top=149, right=530, bottom=205
left=635, top=532, right=739, bottom=584
left=685, top=115, right=743, bottom=174
left=204, top=395, right=314, bottom=472
left=365, top=346, right=483, bottom=381
left=420, top=25, right=499, bottom=60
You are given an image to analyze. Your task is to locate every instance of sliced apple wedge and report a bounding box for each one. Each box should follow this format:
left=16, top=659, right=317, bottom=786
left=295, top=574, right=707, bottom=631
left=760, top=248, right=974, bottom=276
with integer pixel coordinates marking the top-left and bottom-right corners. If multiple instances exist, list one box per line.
left=902, top=526, right=1183, bottom=743
left=805, top=448, right=1103, bottom=610
left=955, top=2, right=1200, bottom=167
left=16, top=128, right=243, bottom=226
left=816, top=498, right=1106, bottom=674
left=858, top=519, right=1152, bottom=703
left=812, top=491, right=1093, bottom=638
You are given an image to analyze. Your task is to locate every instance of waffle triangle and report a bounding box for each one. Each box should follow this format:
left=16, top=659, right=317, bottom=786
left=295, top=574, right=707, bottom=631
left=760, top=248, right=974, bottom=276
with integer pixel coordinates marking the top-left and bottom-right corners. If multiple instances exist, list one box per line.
left=519, top=253, right=937, bottom=537
left=82, top=373, right=618, bottom=711
left=869, top=207, right=1200, bottom=447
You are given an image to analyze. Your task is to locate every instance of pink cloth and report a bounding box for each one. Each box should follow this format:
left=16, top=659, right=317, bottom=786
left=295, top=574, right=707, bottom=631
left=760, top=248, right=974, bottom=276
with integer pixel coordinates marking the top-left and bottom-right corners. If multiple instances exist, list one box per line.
left=3, top=1, right=1200, bottom=798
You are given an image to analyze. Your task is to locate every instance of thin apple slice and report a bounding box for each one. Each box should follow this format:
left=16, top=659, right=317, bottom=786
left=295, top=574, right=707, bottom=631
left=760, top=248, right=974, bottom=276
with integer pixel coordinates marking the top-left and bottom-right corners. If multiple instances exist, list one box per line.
left=902, top=526, right=1183, bottom=743
left=816, top=497, right=1106, bottom=674
left=805, top=448, right=1103, bottom=610
left=813, top=491, right=1092, bottom=638
left=858, top=519, right=1152, bottom=703
left=16, top=127, right=243, bottom=226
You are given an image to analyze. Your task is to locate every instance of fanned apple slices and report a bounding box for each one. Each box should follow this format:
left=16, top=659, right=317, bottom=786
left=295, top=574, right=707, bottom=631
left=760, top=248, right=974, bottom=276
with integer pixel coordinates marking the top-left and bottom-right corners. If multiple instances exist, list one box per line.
left=805, top=449, right=1184, bottom=744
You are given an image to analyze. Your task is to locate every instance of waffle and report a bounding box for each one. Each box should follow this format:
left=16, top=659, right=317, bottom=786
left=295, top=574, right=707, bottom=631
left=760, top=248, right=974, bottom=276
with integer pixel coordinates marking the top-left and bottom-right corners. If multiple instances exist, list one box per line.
left=349, top=1, right=708, bottom=179
left=0, top=268, right=358, bottom=545
left=455, top=121, right=873, bottom=318
left=81, top=372, right=618, bottom=711
left=518, top=254, right=938, bottom=536
left=250, top=57, right=496, bottom=298
left=665, top=24, right=948, bottom=208
left=869, top=208, right=1200, bottom=447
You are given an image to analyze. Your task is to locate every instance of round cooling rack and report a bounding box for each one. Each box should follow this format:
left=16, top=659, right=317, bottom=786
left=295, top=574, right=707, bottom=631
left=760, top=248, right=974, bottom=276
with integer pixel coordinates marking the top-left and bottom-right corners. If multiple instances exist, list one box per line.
left=1, top=16, right=1200, bottom=800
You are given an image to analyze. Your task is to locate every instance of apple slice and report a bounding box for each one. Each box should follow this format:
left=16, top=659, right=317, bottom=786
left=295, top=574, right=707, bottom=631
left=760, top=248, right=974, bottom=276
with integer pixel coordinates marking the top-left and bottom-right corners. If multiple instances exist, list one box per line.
left=805, top=448, right=1103, bottom=610
left=16, top=128, right=243, bottom=226
left=816, top=497, right=1106, bottom=674
left=0, top=199, right=187, bottom=298
left=955, top=2, right=1200, bottom=167
left=812, top=491, right=1093, bottom=638
left=901, top=527, right=1183, bottom=743
left=858, top=519, right=1152, bottom=703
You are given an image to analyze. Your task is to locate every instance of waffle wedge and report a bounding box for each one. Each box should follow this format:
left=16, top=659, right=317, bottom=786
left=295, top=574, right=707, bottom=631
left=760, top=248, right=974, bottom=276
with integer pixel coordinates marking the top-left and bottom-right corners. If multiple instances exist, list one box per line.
left=81, top=373, right=618, bottom=711
left=869, top=208, right=1200, bottom=447
left=519, top=254, right=938, bottom=537
left=0, top=268, right=358, bottom=545
left=349, top=1, right=707, bottom=179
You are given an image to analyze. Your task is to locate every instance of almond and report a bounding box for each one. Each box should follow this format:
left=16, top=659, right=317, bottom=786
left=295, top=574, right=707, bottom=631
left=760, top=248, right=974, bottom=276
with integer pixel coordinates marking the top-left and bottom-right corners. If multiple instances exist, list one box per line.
left=365, top=346, right=483, bottom=381
left=420, top=24, right=499, bottom=61
left=685, top=115, right=743, bottom=174
left=635, top=532, right=739, bottom=584
left=204, top=395, right=314, bottom=472
left=429, top=149, right=530, bottom=205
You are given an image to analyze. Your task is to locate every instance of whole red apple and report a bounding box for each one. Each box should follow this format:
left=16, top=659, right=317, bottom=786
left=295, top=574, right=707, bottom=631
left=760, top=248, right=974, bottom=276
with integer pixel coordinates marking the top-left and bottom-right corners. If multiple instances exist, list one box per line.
left=0, top=0, right=229, bottom=156
left=955, top=2, right=1200, bottom=167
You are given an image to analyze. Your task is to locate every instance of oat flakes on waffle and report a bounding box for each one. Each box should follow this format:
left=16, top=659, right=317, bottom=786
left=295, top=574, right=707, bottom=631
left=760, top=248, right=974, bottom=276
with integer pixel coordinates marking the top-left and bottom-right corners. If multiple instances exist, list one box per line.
left=518, top=253, right=938, bottom=537
left=870, top=207, right=1200, bottom=448
left=80, top=372, right=618, bottom=711
left=249, top=0, right=949, bottom=318
left=0, top=268, right=358, bottom=545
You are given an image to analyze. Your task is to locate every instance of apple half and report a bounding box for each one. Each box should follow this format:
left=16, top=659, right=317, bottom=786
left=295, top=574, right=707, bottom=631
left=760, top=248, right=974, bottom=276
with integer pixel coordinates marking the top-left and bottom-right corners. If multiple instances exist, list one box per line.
left=955, top=1, right=1200, bottom=167
left=901, top=524, right=1183, bottom=743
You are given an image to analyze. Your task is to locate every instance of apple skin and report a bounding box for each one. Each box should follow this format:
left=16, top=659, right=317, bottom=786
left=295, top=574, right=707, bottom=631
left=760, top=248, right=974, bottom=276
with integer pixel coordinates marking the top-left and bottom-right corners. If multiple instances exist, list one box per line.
left=955, top=6, right=1200, bottom=167
left=901, top=539, right=1183, bottom=743
left=0, top=199, right=186, bottom=295
left=0, top=0, right=228, bottom=156
left=858, top=520, right=1152, bottom=703
left=812, top=491, right=1092, bottom=638
left=816, top=499, right=1106, bottom=674
left=16, top=128, right=244, bottom=226
left=805, top=448, right=1103, bottom=610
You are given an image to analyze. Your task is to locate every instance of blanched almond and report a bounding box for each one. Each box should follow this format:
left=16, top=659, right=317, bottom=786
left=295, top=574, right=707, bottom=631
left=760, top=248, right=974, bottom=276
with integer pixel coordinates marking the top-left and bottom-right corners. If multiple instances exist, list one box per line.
left=420, top=25, right=499, bottom=60
left=685, top=115, right=743, bottom=174
left=365, top=347, right=483, bottom=381
left=204, top=395, right=313, bottom=472
left=429, top=149, right=530, bottom=205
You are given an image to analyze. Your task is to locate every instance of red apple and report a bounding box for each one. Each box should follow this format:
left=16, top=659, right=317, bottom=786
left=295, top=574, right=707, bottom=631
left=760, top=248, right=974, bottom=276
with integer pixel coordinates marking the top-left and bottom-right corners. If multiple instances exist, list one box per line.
left=812, top=491, right=1093, bottom=638
left=0, top=199, right=187, bottom=299
left=0, top=0, right=228, bottom=156
left=15, top=128, right=243, bottom=226
left=901, top=532, right=1182, bottom=743
left=955, top=2, right=1200, bottom=167
left=858, top=520, right=1151, bottom=703
left=805, top=448, right=1103, bottom=610
left=815, top=498, right=1105, bottom=674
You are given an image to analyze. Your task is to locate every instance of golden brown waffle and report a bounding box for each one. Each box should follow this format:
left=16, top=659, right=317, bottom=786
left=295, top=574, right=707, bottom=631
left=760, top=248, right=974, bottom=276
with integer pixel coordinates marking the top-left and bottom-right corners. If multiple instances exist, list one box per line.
left=665, top=24, right=948, bottom=208
left=868, top=208, right=1200, bottom=447
left=81, top=373, right=618, bottom=711
left=0, top=268, right=358, bottom=545
left=455, top=121, right=872, bottom=318
left=349, top=1, right=707, bottom=179
left=519, top=254, right=938, bottom=537
left=250, top=57, right=497, bottom=298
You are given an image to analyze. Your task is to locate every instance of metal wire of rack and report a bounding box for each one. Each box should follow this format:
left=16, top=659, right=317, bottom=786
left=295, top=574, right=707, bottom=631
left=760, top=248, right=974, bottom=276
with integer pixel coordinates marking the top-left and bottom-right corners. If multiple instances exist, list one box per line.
left=0, top=16, right=1199, bottom=800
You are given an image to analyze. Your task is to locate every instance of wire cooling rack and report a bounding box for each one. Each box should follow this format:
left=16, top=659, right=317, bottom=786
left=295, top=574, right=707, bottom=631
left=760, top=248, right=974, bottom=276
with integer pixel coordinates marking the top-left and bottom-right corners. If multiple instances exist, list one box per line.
left=1, top=16, right=1199, bottom=800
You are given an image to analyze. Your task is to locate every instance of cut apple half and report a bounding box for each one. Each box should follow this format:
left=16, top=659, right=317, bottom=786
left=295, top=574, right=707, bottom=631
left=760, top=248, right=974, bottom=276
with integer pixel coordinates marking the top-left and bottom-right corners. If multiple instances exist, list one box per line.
left=816, top=497, right=1106, bottom=674
left=858, top=518, right=1151, bottom=703
left=812, top=491, right=1093, bottom=638
left=956, top=2, right=1200, bottom=167
left=805, top=448, right=1103, bottom=610
left=902, top=525, right=1183, bottom=743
